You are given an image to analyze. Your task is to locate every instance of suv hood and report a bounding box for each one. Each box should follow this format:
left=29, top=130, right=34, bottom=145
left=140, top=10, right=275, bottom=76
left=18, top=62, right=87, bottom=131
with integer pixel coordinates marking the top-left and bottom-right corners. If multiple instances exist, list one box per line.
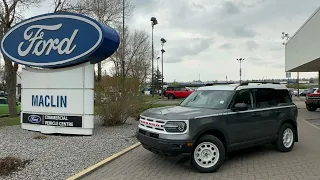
left=140, top=105, right=225, bottom=120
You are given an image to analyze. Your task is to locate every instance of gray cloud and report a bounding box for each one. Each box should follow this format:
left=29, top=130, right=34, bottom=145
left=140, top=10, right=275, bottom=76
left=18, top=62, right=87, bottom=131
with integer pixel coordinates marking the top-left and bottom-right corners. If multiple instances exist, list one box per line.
left=246, top=57, right=267, bottom=65
left=165, top=56, right=184, bottom=64
left=217, top=26, right=258, bottom=38
left=192, top=2, right=205, bottom=11
left=271, top=63, right=285, bottom=68
left=168, top=37, right=214, bottom=58
left=219, top=43, right=234, bottom=49
left=220, top=1, right=241, bottom=15
left=245, top=40, right=260, bottom=51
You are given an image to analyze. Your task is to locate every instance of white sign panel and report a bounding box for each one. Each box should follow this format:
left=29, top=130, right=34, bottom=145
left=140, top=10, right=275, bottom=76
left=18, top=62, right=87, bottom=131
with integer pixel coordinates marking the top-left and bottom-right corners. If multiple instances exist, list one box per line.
left=21, top=63, right=94, bottom=135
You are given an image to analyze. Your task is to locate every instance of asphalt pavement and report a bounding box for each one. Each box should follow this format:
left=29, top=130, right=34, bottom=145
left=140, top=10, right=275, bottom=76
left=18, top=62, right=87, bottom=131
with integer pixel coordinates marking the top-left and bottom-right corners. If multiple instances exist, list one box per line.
left=82, top=108, right=320, bottom=180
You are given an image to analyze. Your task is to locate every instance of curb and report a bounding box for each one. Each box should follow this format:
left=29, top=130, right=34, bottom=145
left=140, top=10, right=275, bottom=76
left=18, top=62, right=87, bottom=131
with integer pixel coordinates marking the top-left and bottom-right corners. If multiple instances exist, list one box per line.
left=302, top=119, right=320, bottom=131
left=66, top=142, right=141, bottom=180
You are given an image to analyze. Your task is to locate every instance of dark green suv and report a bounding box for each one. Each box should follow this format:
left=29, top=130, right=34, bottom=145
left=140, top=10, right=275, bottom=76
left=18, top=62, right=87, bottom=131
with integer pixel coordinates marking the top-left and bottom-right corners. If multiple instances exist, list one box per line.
left=137, top=82, right=298, bottom=173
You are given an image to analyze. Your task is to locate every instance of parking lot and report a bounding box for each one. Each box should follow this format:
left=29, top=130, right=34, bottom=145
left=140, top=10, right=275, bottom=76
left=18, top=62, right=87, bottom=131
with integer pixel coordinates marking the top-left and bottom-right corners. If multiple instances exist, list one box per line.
left=81, top=105, right=320, bottom=180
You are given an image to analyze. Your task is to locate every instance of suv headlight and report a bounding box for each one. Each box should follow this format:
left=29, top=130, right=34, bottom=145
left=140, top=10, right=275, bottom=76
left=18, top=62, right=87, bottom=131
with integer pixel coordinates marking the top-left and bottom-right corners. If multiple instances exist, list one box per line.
left=164, top=121, right=187, bottom=133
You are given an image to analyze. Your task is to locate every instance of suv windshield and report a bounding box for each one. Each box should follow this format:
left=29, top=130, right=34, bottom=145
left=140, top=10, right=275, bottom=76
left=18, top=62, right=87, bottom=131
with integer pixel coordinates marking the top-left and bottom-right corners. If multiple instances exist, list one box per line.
left=179, top=90, right=233, bottom=109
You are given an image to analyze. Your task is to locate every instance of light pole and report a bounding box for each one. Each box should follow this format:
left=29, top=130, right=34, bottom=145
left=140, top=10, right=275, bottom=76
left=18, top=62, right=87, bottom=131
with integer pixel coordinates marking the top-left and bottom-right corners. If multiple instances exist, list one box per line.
left=237, top=58, right=245, bottom=83
left=122, top=0, right=125, bottom=81
left=160, top=38, right=166, bottom=98
left=151, top=17, right=158, bottom=97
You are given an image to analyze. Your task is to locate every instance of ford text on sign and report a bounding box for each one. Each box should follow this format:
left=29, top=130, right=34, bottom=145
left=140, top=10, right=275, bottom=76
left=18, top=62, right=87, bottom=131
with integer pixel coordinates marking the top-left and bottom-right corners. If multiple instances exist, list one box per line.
left=0, top=12, right=120, bottom=68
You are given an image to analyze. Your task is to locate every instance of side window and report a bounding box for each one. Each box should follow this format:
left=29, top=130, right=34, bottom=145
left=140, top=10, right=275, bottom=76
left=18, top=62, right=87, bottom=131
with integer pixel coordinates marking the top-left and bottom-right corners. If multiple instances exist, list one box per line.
left=167, top=87, right=173, bottom=90
left=233, top=90, right=253, bottom=109
left=175, top=87, right=185, bottom=91
left=255, top=89, right=277, bottom=108
left=275, top=89, right=292, bottom=103
left=0, top=99, right=7, bottom=104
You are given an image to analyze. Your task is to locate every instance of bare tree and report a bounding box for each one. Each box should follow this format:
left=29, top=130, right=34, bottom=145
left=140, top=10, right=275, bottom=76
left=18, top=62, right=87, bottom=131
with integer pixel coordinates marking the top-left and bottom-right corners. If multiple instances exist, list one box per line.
left=53, top=0, right=134, bottom=81
left=87, top=0, right=133, bottom=84
left=53, top=0, right=92, bottom=14
left=0, top=0, right=43, bottom=117
left=109, top=24, right=151, bottom=85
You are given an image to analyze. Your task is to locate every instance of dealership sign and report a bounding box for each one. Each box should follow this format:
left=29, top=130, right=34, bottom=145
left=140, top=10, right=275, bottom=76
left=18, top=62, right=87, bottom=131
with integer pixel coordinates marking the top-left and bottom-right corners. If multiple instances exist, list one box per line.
left=0, top=12, right=119, bottom=68
left=0, top=12, right=120, bottom=135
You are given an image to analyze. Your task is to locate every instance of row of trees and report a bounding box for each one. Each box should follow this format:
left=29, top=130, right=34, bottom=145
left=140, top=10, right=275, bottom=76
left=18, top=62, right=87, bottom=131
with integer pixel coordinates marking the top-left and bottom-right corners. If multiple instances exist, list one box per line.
left=0, top=0, right=153, bottom=121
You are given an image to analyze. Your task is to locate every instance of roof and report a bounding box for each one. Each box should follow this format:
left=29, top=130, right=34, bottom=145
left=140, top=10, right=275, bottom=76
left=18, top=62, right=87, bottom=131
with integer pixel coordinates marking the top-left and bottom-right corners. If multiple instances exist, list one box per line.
left=197, top=82, right=288, bottom=91
left=197, top=84, right=238, bottom=91
left=237, top=83, right=288, bottom=90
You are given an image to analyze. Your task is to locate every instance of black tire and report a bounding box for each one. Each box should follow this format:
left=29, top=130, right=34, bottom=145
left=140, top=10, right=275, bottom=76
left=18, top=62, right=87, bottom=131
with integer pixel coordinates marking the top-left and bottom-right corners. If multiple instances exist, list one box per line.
left=191, top=135, right=225, bottom=173
left=168, top=94, right=175, bottom=99
left=306, top=105, right=317, bottom=111
left=274, top=123, right=295, bottom=152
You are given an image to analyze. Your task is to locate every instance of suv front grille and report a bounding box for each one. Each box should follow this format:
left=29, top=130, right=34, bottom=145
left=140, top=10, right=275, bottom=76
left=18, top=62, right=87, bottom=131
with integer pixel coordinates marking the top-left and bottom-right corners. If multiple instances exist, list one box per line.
left=139, top=116, right=166, bottom=131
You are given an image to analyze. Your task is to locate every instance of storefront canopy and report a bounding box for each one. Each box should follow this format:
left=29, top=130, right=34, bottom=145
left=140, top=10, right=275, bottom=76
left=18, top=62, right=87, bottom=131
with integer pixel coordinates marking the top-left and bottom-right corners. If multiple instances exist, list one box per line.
left=285, top=6, right=320, bottom=72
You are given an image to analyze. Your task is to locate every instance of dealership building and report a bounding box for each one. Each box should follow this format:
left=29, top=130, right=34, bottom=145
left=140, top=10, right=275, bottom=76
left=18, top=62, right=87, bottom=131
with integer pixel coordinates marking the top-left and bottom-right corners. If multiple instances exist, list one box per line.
left=285, top=6, right=320, bottom=87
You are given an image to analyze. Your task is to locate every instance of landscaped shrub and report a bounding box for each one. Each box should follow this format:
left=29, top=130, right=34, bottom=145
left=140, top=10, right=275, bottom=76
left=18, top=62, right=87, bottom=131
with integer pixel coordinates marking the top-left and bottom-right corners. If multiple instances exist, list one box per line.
left=95, top=76, right=143, bottom=126
left=0, top=156, right=31, bottom=176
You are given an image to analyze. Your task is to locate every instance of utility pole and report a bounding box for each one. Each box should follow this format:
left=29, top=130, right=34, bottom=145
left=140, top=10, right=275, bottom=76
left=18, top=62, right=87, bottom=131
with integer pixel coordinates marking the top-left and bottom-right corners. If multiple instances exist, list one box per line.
left=122, top=0, right=125, bottom=85
left=237, top=58, right=245, bottom=83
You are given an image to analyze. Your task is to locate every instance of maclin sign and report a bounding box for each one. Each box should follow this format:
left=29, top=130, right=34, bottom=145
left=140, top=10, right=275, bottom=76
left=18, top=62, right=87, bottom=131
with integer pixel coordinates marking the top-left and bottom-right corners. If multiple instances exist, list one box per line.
left=32, top=95, right=67, bottom=108
left=0, top=12, right=120, bottom=135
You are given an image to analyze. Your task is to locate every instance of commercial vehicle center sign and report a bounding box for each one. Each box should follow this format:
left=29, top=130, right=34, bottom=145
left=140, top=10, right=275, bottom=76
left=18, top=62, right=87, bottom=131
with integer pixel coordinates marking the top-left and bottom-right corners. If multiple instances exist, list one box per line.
left=0, top=12, right=120, bottom=135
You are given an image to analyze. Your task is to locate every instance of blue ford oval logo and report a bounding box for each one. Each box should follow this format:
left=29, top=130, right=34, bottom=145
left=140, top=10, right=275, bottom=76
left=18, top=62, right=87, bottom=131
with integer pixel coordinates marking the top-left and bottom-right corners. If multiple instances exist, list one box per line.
left=28, top=115, right=41, bottom=123
left=0, top=12, right=120, bottom=68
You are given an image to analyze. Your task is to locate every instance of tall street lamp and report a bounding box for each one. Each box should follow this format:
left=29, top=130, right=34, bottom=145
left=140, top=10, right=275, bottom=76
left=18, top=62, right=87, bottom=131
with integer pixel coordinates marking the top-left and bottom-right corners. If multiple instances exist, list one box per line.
left=237, top=58, right=245, bottom=83
left=151, top=17, right=158, bottom=97
left=160, top=38, right=166, bottom=98
left=122, top=0, right=125, bottom=81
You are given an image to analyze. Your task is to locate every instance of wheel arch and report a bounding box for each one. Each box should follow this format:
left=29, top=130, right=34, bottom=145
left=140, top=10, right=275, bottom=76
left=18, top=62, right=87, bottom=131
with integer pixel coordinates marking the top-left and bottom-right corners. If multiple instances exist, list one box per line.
left=279, top=119, right=298, bottom=142
left=193, top=127, right=229, bottom=155
left=167, top=93, right=175, bottom=98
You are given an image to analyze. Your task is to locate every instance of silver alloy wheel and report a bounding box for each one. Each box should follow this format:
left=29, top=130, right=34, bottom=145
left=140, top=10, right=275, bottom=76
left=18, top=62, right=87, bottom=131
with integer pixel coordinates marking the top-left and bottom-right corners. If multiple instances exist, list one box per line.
left=282, top=128, right=294, bottom=148
left=194, top=142, right=219, bottom=168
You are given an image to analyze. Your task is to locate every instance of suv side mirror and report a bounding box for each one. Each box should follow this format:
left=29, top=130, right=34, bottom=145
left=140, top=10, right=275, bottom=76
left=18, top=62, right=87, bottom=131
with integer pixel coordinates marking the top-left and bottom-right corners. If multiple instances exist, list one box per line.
left=232, top=103, right=248, bottom=111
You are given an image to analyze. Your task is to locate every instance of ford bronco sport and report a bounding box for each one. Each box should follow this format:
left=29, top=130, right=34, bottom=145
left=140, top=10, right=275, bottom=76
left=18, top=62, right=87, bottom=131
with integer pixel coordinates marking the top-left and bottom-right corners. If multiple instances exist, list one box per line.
left=137, top=82, right=298, bottom=173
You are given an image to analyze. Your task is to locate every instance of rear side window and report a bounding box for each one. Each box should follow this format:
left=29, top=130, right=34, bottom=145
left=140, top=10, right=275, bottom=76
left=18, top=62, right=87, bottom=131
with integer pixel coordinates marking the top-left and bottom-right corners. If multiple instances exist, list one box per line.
left=275, top=89, right=292, bottom=103
left=167, top=87, right=174, bottom=90
left=255, top=88, right=277, bottom=108
left=0, top=99, right=7, bottom=104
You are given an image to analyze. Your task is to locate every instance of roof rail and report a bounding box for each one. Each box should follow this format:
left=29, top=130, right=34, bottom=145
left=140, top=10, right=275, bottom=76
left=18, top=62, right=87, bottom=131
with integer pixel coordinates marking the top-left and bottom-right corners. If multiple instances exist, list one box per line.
left=240, top=81, right=281, bottom=86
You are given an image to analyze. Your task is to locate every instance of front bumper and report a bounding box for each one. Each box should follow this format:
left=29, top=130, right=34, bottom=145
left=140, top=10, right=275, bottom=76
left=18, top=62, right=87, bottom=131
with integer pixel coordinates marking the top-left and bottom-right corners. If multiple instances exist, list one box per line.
left=305, top=99, right=320, bottom=106
left=136, top=129, right=195, bottom=156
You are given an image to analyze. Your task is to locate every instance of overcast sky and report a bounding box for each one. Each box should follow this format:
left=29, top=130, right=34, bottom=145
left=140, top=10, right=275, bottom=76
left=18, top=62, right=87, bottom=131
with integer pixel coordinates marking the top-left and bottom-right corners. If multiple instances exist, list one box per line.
left=21, top=0, right=320, bottom=82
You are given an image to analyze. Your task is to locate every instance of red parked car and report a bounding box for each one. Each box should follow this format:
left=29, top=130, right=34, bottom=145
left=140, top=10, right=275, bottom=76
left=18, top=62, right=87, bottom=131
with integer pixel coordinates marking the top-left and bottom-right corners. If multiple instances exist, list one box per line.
left=305, top=89, right=320, bottom=111
left=164, top=86, right=194, bottom=99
